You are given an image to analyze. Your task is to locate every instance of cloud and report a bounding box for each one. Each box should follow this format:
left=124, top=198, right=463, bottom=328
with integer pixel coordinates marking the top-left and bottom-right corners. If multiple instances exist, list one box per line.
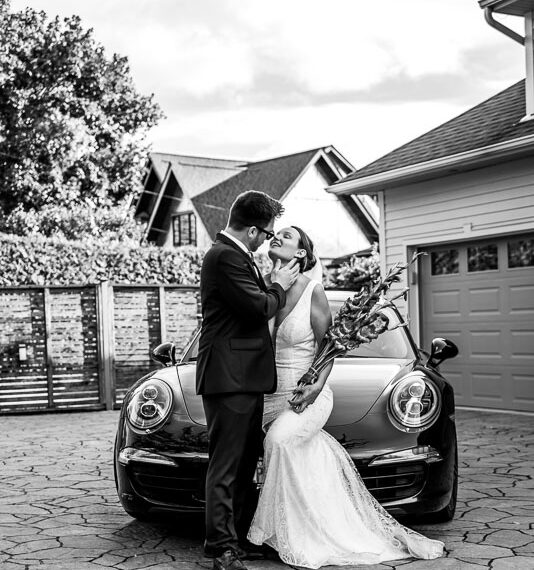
left=10, top=0, right=528, bottom=166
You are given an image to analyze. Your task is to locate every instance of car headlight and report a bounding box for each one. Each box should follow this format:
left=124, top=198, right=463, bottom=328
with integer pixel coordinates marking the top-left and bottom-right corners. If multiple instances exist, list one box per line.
left=388, top=374, right=441, bottom=433
left=126, top=378, right=173, bottom=432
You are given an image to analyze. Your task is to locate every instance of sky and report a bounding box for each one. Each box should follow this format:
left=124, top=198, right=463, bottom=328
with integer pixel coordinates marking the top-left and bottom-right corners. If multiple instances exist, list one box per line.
left=11, top=0, right=527, bottom=169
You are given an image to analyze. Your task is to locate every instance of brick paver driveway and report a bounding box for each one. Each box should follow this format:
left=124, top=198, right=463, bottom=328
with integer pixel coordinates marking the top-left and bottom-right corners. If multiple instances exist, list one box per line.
left=0, top=409, right=533, bottom=570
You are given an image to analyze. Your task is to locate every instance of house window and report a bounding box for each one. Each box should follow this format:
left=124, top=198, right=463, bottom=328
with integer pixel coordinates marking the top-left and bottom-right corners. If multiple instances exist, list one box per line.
left=431, top=249, right=459, bottom=275
left=173, top=212, right=197, bottom=246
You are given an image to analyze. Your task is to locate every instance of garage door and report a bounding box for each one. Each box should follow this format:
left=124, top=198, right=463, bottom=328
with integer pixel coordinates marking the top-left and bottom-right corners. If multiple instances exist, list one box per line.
left=419, top=234, right=534, bottom=412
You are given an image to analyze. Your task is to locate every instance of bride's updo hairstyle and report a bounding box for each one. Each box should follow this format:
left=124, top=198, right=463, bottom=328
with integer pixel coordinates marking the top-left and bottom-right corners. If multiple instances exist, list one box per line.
left=292, top=226, right=317, bottom=273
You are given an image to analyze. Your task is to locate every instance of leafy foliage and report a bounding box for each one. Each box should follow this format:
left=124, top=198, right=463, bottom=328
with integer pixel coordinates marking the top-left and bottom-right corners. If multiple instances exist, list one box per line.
left=3, top=201, right=145, bottom=243
left=0, top=0, right=162, bottom=236
left=0, top=232, right=203, bottom=286
left=324, top=244, right=380, bottom=289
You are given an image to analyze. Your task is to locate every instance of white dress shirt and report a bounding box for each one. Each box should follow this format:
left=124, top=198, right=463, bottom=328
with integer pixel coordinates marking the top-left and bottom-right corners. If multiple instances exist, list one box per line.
left=221, top=230, right=263, bottom=281
left=220, top=230, right=250, bottom=255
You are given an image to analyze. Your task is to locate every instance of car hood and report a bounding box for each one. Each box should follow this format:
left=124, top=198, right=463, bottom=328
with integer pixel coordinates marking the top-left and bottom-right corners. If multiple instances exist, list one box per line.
left=177, top=358, right=413, bottom=427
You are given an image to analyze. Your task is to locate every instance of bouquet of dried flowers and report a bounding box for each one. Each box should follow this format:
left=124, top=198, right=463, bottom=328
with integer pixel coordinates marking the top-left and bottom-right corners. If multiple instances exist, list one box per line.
left=292, top=254, right=421, bottom=390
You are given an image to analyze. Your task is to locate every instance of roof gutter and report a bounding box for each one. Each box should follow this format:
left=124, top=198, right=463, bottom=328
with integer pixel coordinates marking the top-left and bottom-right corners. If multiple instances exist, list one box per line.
left=484, top=7, right=525, bottom=44
left=482, top=4, right=534, bottom=121
left=327, top=133, right=534, bottom=195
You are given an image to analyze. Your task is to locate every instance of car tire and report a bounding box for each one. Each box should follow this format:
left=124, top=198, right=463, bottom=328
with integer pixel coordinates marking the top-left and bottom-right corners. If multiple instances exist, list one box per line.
left=426, top=442, right=458, bottom=523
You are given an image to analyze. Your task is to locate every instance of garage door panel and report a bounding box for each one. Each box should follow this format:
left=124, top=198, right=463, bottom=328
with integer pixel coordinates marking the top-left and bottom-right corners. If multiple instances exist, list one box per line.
left=468, top=287, right=501, bottom=315
left=512, top=373, right=534, bottom=409
left=431, top=290, right=462, bottom=317
left=471, top=372, right=505, bottom=402
left=510, top=330, right=534, bottom=359
left=419, top=233, right=534, bottom=411
left=470, top=331, right=503, bottom=359
left=508, top=284, right=534, bottom=314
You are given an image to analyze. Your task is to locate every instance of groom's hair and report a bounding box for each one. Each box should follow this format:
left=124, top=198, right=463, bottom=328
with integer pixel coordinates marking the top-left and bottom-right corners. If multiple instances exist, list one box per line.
left=228, top=190, right=284, bottom=230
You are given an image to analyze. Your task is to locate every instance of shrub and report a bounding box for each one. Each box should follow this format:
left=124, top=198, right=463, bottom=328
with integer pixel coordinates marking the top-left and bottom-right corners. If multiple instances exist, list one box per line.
left=324, top=244, right=380, bottom=290
left=0, top=232, right=203, bottom=286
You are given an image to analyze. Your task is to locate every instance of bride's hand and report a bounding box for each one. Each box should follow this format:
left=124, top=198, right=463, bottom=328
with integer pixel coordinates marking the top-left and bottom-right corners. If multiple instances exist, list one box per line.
left=289, top=384, right=320, bottom=414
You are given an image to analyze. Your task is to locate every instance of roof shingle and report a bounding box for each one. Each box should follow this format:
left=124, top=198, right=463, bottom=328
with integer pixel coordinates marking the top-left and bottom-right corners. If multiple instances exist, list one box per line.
left=191, top=148, right=321, bottom=239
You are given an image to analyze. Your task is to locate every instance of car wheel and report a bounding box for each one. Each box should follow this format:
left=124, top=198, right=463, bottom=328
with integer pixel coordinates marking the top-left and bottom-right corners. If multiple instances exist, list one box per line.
left=426, top=443, right=458, bottom=523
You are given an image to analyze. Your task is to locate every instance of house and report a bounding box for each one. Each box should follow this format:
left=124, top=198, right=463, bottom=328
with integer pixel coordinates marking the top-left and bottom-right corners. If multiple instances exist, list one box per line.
left=327, top=0, right=534, bottom=413
left=134, top=147, right=378, bottom=262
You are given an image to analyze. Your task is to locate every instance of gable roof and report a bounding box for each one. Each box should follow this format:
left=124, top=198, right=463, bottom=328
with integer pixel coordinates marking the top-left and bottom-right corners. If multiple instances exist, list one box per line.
left=136, top=153, right=246, bottom=223
left=191, top=148, right=322, bottom=239
left=339, top=79, right=534, bottom=185
left=149, top=152, right=245, bottom=191
left=136, top=146, right=378, bottom=244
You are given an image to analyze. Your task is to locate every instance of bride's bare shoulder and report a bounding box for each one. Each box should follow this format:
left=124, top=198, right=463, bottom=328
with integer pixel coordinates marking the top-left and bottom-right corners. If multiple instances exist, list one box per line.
left=310, top=280, right=329, bottom=308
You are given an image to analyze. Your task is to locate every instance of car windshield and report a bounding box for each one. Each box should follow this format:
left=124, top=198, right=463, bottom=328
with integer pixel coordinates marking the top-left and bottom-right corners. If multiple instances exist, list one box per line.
left=182, top=306, right=414, bottom=362
left=341, top=307, right=414, bottom=359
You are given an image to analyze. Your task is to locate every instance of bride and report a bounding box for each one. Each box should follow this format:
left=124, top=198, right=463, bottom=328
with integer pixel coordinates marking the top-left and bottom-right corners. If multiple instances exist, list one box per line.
left=247, top=226, right=444, bottom=569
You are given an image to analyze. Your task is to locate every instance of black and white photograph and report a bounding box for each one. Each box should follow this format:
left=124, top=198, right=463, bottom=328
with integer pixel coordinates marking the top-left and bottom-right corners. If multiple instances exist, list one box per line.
left=1, top=1, right=533, bottom=569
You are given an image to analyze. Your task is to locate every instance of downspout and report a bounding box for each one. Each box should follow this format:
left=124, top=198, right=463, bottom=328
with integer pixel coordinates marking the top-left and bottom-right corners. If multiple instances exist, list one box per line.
left=484, top=7, right=524, bottom=44
left=525, top=11, right=534, bottom=119
left=484, top=7, right=534, bottom=122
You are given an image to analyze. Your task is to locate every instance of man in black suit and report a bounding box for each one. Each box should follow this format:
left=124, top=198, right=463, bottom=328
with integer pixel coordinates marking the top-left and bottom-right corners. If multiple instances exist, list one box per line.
left=197, top=190, right=299, bottom=570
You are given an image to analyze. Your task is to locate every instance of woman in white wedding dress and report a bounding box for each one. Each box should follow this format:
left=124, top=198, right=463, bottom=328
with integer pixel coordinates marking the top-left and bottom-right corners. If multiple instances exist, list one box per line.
left=247, top=226, right=444, bottom=569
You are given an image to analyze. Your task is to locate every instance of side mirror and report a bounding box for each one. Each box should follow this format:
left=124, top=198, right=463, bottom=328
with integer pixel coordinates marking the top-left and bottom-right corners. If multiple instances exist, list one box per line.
left=151, top=342, right=176, bottom=367
left=427, top=338, right=458, bottom=368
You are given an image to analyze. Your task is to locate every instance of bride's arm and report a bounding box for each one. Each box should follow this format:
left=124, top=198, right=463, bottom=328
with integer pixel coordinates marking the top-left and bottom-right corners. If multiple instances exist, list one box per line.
left=291, top=283, right=333, bottom=413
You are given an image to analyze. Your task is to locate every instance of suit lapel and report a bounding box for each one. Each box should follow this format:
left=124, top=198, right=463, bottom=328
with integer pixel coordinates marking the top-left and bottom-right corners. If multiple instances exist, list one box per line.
left=215, top=233, right=267, bottom=291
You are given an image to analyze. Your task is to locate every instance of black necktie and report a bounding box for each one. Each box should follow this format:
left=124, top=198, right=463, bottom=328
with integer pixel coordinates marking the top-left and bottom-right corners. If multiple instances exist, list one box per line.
left=248, top=252, right=262, bottom=281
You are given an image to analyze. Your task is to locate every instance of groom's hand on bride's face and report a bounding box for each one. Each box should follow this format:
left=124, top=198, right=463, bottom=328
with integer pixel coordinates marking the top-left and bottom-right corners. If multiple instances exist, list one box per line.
left=271, top=258, right=300, bottom=291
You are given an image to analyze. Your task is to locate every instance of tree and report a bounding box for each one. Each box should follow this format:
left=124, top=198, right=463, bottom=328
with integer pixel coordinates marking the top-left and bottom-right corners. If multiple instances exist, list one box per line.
left=0, top=0, right=162, bottom=239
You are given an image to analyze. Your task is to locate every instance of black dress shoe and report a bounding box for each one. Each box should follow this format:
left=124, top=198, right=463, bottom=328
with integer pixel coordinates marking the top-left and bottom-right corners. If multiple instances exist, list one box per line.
left=213, top=548, right=248, bottom=570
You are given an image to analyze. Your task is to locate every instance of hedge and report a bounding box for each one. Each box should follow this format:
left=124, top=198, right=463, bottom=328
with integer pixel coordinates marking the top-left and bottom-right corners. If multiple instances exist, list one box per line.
left=0, top=231, right=376, bottom=289
left=0, top=232, right=204, bottom=286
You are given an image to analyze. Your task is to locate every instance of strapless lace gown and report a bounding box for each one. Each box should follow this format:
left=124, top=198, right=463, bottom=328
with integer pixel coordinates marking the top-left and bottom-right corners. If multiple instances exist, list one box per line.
left=248, top=280, right=444, bottom=568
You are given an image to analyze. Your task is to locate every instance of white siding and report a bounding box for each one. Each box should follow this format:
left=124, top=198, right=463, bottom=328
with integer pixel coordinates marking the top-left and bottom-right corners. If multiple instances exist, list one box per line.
left=381, top=156, right=534, bottom=341
left=270, top=165, right=371, bottom=261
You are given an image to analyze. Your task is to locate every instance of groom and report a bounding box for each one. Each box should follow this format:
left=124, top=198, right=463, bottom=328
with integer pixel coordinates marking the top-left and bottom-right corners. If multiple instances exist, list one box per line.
left=196, top=190, right=299, bottom=570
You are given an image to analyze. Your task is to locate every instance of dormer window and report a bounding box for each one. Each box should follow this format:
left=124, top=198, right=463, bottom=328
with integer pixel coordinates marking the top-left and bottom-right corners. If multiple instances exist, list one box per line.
left=173, top=212, right=197, bottom=246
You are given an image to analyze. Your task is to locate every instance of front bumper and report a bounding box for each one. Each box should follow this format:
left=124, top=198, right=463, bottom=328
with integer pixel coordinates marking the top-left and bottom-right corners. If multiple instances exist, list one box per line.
left=116, top=444, right=450, bottom=516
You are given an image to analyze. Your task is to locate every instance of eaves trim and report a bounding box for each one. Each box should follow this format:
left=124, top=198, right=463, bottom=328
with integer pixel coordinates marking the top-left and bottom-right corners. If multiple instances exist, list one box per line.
left=327, top=133, right=534, bottom=195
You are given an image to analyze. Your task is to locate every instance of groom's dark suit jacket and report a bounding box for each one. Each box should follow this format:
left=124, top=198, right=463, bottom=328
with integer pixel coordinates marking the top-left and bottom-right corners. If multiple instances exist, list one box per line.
left=196, top=232, right=286, bottom=396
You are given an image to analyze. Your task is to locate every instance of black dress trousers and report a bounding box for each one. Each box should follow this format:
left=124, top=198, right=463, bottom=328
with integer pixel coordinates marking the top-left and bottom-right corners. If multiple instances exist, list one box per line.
left=202, top=392, right=264, bottom=554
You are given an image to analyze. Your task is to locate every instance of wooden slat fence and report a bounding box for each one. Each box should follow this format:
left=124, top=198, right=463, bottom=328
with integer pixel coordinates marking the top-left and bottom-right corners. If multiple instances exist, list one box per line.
left=0, top=283, right=200, bottom=414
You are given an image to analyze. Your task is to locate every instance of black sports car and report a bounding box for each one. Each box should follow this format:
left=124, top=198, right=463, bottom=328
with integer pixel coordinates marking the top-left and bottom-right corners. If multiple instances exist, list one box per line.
left=114, top=292, right=458, bottom=522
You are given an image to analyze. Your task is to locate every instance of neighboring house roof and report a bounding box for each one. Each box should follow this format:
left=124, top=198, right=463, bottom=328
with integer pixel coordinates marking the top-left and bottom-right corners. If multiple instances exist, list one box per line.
left=136, top=146, right=378, bottom=244
left=338, top=79, right=534, bottom=186
left=148, top=152, right=245, bottom=193
left=191, top=148, right=322, bottom=239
